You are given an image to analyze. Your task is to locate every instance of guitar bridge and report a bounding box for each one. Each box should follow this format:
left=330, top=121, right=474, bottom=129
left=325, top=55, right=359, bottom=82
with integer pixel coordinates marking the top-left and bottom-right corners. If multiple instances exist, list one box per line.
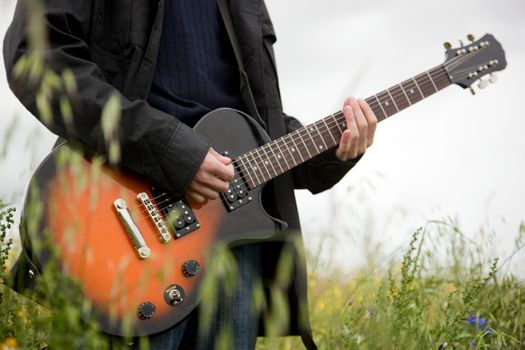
left=113, top=199, right=151, bottom=259
left=137, top=192, right=171, bottom=243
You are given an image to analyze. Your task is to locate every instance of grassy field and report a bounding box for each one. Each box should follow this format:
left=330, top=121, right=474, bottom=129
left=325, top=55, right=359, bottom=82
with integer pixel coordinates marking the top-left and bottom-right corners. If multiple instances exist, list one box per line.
left=1, top=199, right=524, bottom=349
left=259, top=225, right=525, bottom=349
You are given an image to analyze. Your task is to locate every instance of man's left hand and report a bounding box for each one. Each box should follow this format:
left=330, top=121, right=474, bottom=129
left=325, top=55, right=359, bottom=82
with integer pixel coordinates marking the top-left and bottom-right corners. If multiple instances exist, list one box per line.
left=335, top=96, right=377, bottom=161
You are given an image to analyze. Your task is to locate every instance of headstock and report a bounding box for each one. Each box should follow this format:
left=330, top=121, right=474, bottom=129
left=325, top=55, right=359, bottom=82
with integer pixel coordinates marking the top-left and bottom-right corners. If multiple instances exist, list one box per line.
left=443, top=33, right=507, bottom=94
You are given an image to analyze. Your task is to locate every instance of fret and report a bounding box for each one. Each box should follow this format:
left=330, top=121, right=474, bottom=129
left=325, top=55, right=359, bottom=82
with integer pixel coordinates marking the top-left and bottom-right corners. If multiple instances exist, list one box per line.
left=288, top=132, right=305, bottom=163
left=254, top=146, right=271, bottom=183
left=411, top=77, right=425, bottom=99
left=415, top=74, right=433, bottom=98
left=390, top=84, right=410, bottom=111
left=426, top=70, right=438, bottom=92
left=311, top=122, right=328, bottom=153
left=398, top=83, right=412, bottom=106
left=372, top=94, right=388, bottom=120
left=297, top=128, right=313, bottom=159
left=315, top=122, right=328, bottom=150
left=386, top=88, right=400, bottom=113
left=261, top=144, right=278, bottom=178
left=274, top=138, right=292, bottom=171
left=430, top=66, right=450, bottom=90
left=246, top=151, right=263, bottom=187
left=377, top=90, right=397, bottom=117
left=305, top=125, right=321, bottom=155
left=237, top=155, right=255, bottom=189
left=332, top=113, right=345, bottom=134
left=322, top=116, right=337, bottom=145
left=402, top=79, right=423, bottom=104
left=278, top=137, right=297, bottom=167
left=267, top=142, right=285, bottom=175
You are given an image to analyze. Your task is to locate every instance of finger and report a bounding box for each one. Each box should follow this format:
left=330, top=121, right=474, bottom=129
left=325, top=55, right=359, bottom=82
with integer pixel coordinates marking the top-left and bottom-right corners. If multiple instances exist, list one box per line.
left=336, top=129, right=352, bottom=161
left=349, top=97, right=368, bottom=154
left=187, top=191, right=207, bottom=204
left=210, top=149, right=235, bottom=181
left=193, top=172, right=228, bottom=193
left=188, top=182, right=220, bottom=200
left=201, top=175, right=230, bottom=193
left=211, top=148, right=232, bottom=166
left=343, top=102, right=360, bottom=159
left=358, top=98, right=377, bottom=146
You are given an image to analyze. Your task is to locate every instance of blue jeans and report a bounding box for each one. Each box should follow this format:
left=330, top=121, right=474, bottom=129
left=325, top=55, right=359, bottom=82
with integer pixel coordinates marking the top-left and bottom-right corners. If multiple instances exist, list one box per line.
left=134, top=244, right=262, bottom=350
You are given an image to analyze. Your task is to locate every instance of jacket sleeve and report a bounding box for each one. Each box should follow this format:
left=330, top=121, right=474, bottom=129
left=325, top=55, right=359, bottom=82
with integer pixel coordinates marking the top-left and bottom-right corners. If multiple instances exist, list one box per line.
left=3, top=0, right=210, bottom=196
left=283, top=113, right=361, bottom=194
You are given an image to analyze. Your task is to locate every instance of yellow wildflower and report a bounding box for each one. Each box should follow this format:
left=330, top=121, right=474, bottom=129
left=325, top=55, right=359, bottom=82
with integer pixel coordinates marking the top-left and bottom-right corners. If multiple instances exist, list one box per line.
left=3, top=337, right=18, bottom=348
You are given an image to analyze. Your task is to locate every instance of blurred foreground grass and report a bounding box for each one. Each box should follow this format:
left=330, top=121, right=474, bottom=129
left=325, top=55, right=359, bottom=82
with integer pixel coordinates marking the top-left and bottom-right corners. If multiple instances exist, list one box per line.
left=2, top=199, right=524, bottom=350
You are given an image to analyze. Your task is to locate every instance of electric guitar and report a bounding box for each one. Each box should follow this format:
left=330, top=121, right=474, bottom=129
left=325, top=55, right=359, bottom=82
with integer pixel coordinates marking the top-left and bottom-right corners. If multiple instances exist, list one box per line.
left=20, top=34, right=507, bottom=336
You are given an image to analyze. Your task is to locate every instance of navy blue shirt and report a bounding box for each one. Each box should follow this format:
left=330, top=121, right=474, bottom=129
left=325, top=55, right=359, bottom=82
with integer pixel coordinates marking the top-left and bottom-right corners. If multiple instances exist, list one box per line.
left=148, top=0, right=245, bottom=127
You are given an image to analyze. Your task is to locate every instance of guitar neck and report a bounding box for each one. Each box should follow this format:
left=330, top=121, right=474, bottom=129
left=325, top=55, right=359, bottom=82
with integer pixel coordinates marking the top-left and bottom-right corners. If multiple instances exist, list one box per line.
left=236, top=64, right=451, bottom=189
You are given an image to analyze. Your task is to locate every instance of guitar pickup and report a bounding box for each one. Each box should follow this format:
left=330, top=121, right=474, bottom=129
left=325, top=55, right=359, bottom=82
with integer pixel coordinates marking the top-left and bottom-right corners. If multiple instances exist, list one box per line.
left=137, top=192, right=171, bottom=243
left=221, top=174, right=253, bottom=212
left=155, top=198, right=200, bottom=239
left=150, top=187, right=201, bottom=240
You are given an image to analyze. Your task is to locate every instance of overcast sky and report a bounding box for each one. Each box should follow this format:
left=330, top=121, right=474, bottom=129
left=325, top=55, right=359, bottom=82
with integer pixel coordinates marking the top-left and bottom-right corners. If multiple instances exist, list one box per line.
left=1, top=0, right=524, bottom=275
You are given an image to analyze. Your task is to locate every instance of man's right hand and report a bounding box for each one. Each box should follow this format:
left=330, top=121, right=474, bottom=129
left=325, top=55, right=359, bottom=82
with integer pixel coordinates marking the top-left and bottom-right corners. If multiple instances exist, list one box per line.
left=186, top=148, right=235, bottom=203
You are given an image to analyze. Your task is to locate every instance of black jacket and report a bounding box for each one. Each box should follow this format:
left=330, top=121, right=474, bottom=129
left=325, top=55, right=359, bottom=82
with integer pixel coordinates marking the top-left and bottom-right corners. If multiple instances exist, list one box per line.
left=4, top=0, right=359, bottom=348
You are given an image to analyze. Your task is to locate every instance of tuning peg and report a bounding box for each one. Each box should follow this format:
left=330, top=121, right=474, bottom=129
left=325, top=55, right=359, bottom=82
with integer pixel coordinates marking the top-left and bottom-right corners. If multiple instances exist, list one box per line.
left=467, top=34, right=475, bottom=42
left=459, top=39, right=465, bottom=47
left=443, top=42, right=452, bottom=49
left=489, top=73, right=498, bottom=84
left=469, top=87, right=476, bottom=96
left=478, top=79, right=489, bottom=89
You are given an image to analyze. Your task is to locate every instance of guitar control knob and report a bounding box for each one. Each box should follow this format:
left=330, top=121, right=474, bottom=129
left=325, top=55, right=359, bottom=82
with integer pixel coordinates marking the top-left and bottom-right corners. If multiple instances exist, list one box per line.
left=137, top=301, right=156, bottom=320
left=182, top=259, right=200, bottom=277
left=164, top=284, right=185, bottom=306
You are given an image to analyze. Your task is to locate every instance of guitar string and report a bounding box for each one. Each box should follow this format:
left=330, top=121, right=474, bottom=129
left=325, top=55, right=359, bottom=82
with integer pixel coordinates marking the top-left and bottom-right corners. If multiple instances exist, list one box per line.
left=71, top=49, right=494, bottom=235
left=130, top=71, right=449, bottom=221
left=127, top=59, right=486, bottom=218
left=129, top=66, right=463, bottom=218
left=226, top=64, right=488, bottom=189
left=229, top=70, right=451, bottom=182
left=129, top=66, right=468, bottom=219
left=128, top=46, right=486, bottom=213
left=240, top=54, right=489, bottom=167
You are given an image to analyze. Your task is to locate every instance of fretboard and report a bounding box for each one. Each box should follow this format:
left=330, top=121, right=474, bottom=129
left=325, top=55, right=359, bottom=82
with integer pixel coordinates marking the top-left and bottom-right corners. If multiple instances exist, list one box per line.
left=236, top=64, right=451, bottom=189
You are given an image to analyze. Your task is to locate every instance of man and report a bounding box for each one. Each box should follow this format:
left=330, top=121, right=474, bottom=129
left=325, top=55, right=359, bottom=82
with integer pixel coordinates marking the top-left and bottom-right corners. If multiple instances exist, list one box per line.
left=4, top=0, right=376, bottom=349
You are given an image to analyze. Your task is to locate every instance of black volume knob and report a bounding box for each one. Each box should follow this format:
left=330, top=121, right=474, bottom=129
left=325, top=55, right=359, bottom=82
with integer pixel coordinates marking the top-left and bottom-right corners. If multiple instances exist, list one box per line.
left=137, top=301, right=156, bottom=320
left=182, top=259, right=200, bottom=277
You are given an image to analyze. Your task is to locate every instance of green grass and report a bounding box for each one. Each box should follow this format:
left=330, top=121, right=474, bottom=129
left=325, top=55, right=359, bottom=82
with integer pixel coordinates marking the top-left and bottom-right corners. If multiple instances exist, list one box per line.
left=258, top=223, right=525, bottom=350
left=2, top=197, right=524, bottom=349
